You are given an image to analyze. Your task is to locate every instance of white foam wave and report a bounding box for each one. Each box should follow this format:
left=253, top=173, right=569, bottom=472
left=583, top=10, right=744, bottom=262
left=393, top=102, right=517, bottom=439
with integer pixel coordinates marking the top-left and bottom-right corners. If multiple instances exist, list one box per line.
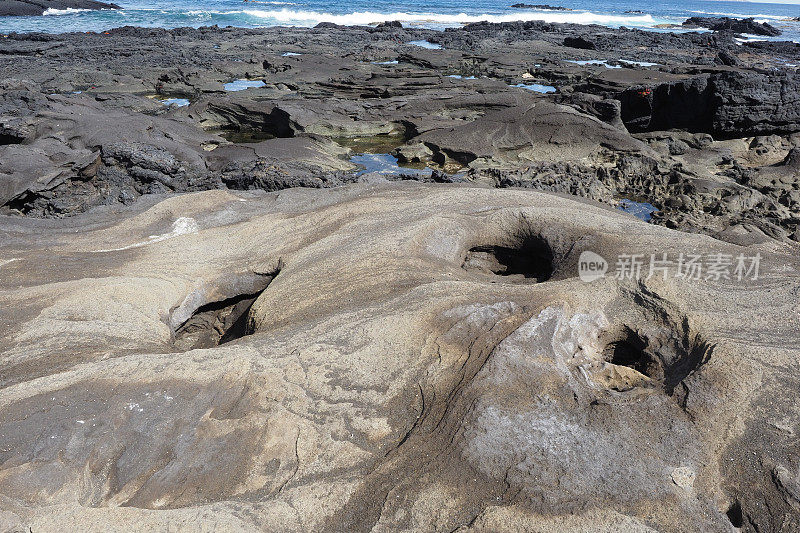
left=243, top=8, right=658, bottom=28
left=735, top=34, right=770, bottom=43
left=185, top=9, right=246, bottom=16
left=42, top=8, right=93, bottom=15
left=689, top=11, right=789, bottom=21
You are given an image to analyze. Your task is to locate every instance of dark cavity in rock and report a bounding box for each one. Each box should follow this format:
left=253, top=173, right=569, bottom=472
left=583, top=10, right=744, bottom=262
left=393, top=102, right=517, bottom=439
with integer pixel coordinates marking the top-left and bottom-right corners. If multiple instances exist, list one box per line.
left=173, top=273, right=277, bottom=351
left=726, top=500, right=744, bottom=528
left=601, top=325, right=713, bottom=394
left=463, top=234, right=554, bottom=282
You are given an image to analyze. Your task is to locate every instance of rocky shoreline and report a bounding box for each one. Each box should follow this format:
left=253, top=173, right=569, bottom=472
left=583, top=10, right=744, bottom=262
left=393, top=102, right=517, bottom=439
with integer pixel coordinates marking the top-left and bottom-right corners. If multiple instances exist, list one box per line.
left=682, top=16, right=783, bottom=37
left=1, top=21, right=799, bottom=244
left=1, top=19, right=800, bottom=533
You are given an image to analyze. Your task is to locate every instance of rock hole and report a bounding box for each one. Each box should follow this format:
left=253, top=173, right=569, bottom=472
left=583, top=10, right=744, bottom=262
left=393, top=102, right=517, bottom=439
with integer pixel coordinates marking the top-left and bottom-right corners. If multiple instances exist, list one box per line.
left=1, top=190, right=40, bottom=216
left=173, top=272, right=277, bottom=351
left=463, top=232, right=554, bottom=283
left=0, top=133, right=23, bottom=145
left=600, top=325, right=713, bottom=395
left=726, top=500, right=744, bottom=528
left=604, top=327, right=664, bottom=378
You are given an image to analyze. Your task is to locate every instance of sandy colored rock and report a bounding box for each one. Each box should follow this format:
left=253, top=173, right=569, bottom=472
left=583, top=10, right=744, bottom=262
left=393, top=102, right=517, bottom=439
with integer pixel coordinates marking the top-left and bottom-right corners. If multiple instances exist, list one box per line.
left=0, top=182, right=798, bottom=531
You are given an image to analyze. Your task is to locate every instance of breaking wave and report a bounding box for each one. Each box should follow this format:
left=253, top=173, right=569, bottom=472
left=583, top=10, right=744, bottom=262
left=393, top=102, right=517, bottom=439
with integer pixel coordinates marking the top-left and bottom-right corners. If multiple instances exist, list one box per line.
left=42, top=8, right=94, bottom=15
left=242, top=8, right=660, bottom=28
left=689, top=11, right=793, bottom=21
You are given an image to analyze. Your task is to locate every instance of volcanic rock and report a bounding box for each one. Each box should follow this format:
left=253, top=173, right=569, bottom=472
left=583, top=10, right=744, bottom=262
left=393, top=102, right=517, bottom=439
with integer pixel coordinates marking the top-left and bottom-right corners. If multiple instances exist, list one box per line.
left=682, top=16, right=782, bottom=37
left=563, top=36, right=596, bottom=50
left=620, top=71, right=800, bottom=137
left=0, top=0, right=119, bottom=16
left=511, top=4, right=571, bottom=10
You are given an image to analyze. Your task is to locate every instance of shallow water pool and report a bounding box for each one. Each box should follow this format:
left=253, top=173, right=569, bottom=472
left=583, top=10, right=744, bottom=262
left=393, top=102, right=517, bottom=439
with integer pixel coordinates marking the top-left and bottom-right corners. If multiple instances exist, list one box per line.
left=617, top=198, right=658, bottom=221
left=565, top=59, right=622, bottom=69
left=513, top=83, right=556, bottom=93
left=351, top=153, right=431, bottom=175
left=224, top=79, right=267, bottom=91
left=161, top=98, right=190, bottom=107
left=408, top=40, right=442, bottom=50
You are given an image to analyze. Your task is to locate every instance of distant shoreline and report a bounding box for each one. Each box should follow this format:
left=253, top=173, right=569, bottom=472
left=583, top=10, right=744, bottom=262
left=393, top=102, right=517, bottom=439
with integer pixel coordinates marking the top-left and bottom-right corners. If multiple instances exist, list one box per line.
left=0, top=0, right=119, bottom=17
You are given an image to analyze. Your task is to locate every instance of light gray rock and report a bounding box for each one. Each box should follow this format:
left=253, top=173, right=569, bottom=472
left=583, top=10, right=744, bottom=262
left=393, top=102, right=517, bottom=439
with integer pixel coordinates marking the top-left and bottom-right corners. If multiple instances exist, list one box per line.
left=0, top=183, right=798, bottom=532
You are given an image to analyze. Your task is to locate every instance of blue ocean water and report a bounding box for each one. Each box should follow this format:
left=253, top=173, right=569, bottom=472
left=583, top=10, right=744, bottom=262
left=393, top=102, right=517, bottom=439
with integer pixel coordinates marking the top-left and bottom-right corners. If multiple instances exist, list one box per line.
left=0, top=0, right=798, bottom=41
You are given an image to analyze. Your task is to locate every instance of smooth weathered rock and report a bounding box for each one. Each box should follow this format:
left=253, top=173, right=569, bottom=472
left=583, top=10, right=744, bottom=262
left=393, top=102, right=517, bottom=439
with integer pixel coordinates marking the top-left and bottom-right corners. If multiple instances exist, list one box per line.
left=416, top=102, right=647, bottom=168
left=0, top=183, right=798, bottom=532
left=0, top=18, right=799, bottom=533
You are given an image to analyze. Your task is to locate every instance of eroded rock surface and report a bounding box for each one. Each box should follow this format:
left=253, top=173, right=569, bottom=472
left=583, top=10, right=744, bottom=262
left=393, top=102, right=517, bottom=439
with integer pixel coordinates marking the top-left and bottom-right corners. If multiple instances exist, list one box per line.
left=0, top=183, right=798, bottom=531
left=0, top=22, right=798, bottom=244
left=1, top=19, right=800, bottom=532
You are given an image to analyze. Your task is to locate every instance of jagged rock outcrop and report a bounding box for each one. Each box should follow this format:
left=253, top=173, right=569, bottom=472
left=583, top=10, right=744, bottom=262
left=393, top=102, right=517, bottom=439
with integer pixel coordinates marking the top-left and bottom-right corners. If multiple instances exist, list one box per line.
left=620, top=71, right=800, bottom=137
left=682, top=16, right=782, bottom=37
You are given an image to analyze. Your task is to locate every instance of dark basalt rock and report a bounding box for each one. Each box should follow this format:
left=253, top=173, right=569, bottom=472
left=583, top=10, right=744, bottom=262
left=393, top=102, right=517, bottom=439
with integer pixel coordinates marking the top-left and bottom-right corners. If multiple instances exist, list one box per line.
left=0, top=21, right=798, bottom=248
left=511, top=4, right=571, bottom=10
left=682, top=16, right=782, bottom=37
left=0, top=0, right=119, bottom=17
left=563, top=36, right=596, bottom=50
left=0, top=120, right=33, bottom=144
left=620, top=71, right=800, bottom=137
left=743, top=40, right=800, bottom=55
left=714, top=50, right=739, bottom=66
left=314, top=22, right=341, bottom=29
